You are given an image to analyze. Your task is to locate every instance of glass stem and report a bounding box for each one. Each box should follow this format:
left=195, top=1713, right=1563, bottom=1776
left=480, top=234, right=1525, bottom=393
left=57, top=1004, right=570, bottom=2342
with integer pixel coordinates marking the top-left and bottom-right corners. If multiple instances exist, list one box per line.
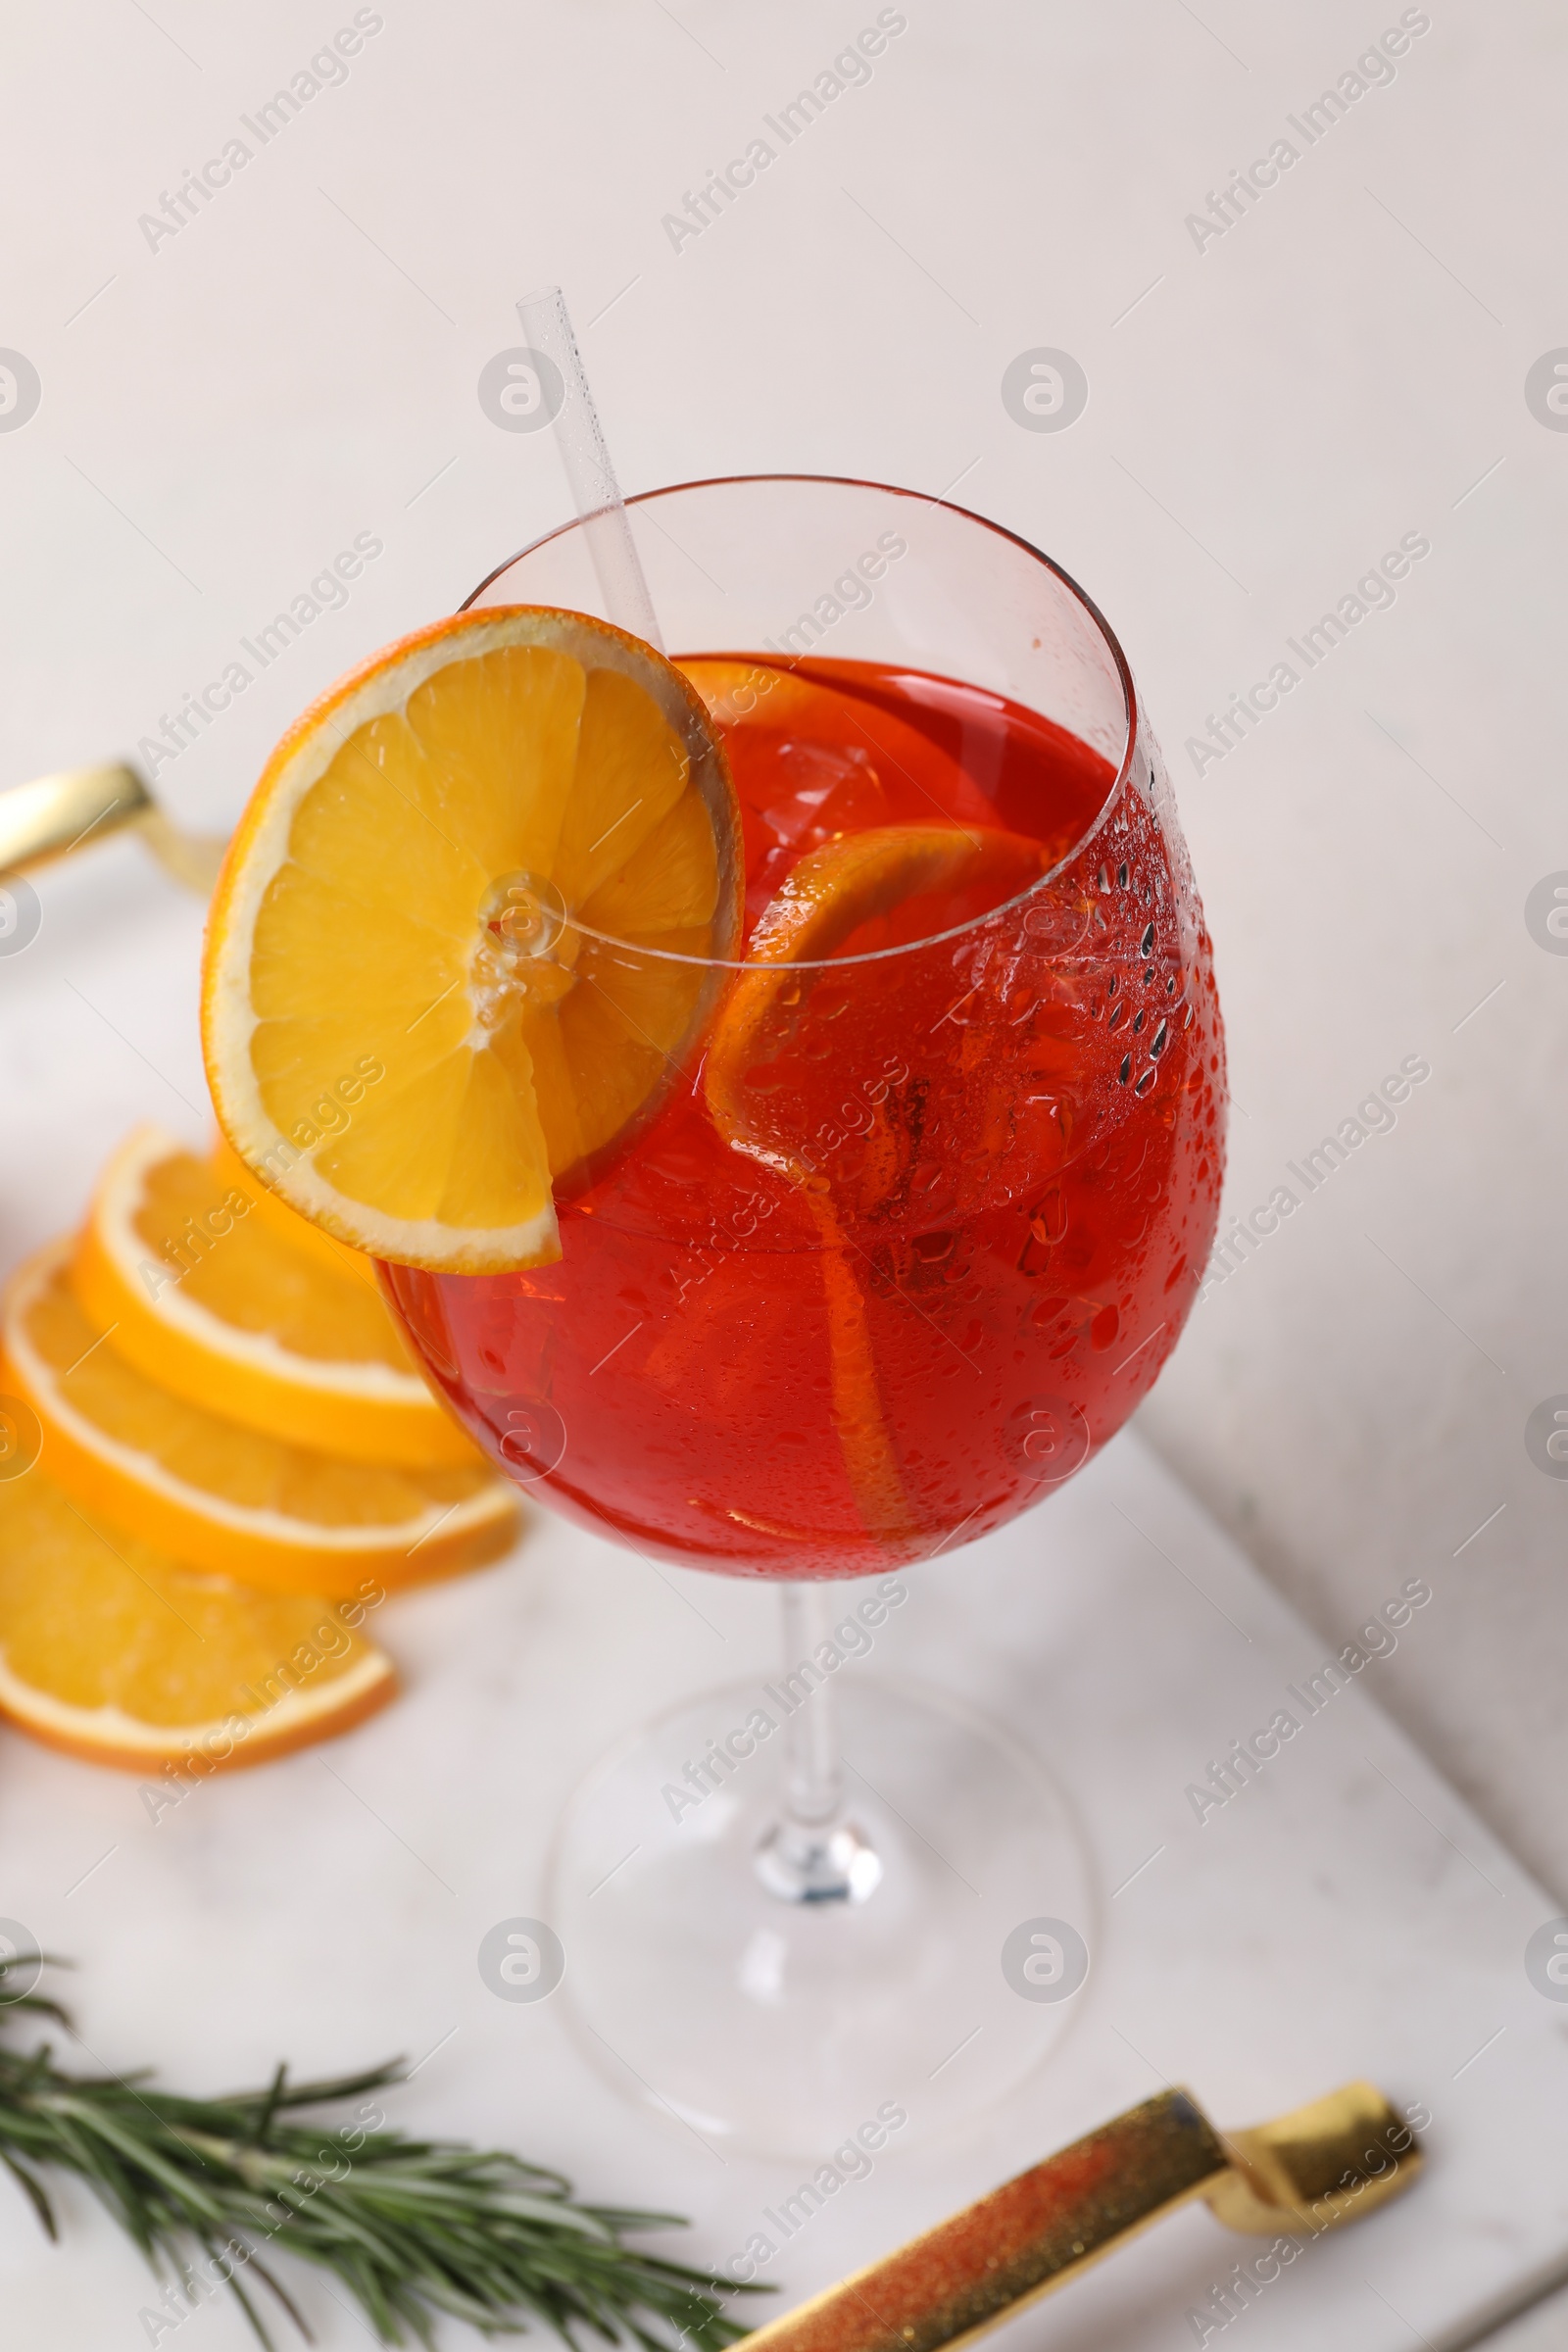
left=753, top=1581, right=883, bottom=1906
left=780, top=1583, right=843, bottom=1829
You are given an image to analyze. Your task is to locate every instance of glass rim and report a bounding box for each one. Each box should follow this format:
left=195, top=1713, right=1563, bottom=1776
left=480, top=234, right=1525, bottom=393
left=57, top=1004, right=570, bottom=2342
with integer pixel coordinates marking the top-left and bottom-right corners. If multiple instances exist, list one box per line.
left=463, top=472, right=1144, bottom=975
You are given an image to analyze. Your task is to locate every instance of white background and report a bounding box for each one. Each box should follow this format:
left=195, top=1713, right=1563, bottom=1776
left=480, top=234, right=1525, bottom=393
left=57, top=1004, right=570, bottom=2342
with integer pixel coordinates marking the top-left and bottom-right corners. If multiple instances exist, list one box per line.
left=0, top=0, right=1565, bottom=2339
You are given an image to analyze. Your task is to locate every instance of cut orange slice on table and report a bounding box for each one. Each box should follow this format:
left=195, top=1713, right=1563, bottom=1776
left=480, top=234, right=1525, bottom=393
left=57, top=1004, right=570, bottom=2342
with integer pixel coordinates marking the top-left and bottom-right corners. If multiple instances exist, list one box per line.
left=705, top=823, right=1049, bottom=1551
left=0, top=1468, right=395, bottom=1773
left=2, top=1240, right=517, bottom=1595
left=74, top=1125, right=478, bottom=1465
left=209, top=1130, right=372, bottom=1280
left=202, top=607, right=742, bottom=1271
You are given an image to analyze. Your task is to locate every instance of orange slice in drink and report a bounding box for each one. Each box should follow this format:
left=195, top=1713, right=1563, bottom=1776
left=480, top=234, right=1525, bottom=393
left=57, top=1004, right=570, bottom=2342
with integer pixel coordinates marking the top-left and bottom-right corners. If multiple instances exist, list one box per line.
left=677, top=659, right=1001, bottom=930
left=677, top=658, right=980, bottom=797
left=2, top=1240, right=518, bottom=1595
left=74, top=1126, right=478, bottom=1466
left=203, top=608, right=742, bottom=1273
left=706, top=823, right=1049, bottom=1167
left=0, top=1468, right=395, bottom=1773
left=705, top=823, right=1048, bottom=1550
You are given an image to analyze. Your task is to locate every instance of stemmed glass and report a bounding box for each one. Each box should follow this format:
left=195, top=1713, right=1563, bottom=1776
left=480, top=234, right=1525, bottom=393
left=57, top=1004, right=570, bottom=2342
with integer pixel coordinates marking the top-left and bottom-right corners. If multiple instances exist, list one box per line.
left=383, top=476, right=1225, bottom=2154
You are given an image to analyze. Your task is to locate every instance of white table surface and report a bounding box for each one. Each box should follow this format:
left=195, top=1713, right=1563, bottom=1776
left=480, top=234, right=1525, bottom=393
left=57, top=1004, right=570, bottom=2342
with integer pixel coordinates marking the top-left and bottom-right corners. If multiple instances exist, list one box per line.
left=2, top=0, right=1566, bottom=2341
left=0, top=1430, right=1565, bottom=2352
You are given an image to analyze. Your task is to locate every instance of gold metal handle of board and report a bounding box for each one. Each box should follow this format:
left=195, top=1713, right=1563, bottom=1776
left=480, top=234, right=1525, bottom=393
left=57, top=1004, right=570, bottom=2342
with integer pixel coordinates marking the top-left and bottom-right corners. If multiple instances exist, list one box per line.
left=0, top=762, right=225, bottom=895
left=742, top=2081, right=1421, bottom=2352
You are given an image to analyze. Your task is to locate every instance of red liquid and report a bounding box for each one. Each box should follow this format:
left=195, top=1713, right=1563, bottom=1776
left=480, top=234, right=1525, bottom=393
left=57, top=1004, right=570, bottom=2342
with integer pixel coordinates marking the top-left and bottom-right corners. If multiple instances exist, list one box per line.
left=386, top=658, right=1225, bottom=1578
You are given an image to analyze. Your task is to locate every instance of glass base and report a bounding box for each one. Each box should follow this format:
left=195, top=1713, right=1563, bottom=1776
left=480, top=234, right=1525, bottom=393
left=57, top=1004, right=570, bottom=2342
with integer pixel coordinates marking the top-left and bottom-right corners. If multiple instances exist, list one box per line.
left=548, top=1677, right=1094, bottom=2157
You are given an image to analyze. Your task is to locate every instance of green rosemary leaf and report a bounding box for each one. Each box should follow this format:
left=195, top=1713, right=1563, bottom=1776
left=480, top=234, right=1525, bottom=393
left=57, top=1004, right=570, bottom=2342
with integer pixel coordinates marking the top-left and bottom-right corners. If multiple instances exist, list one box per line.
left=0, top=2144, right=56, bottom=2239
left=0, top=1949, right=765, bottom=2352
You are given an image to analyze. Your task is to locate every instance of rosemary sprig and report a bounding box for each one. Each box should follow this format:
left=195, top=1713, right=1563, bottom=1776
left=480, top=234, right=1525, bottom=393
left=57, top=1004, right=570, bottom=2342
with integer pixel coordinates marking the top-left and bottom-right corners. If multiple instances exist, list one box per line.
left=0, top=1949, right=762, bottom=2350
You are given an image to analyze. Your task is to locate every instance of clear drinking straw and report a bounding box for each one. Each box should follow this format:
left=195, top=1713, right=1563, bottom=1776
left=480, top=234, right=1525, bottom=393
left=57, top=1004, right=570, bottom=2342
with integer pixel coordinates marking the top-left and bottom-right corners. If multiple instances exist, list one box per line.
left=515, top=286, right=665, bottom=654
left=517, top=294, right=873, bottom=1901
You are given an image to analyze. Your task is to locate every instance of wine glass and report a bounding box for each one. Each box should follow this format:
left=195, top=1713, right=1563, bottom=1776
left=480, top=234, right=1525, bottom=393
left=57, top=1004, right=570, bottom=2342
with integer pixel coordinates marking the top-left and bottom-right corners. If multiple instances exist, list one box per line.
left=383, top=476, right=1225, bottom=2155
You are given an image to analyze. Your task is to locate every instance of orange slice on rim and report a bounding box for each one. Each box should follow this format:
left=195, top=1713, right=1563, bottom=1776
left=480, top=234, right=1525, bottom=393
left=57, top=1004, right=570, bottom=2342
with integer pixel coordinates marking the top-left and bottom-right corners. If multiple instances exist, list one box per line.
left=202, top=607, right=742, bottom=1273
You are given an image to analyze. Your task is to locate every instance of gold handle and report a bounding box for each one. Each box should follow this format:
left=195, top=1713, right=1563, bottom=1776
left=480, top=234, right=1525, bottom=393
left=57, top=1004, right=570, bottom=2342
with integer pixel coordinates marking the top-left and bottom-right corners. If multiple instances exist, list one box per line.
left=742, top=2082, right=1421, bottom=2352
left=0, top=762, right=151, bottom=873
left=0, top=762, right=227, bottom=895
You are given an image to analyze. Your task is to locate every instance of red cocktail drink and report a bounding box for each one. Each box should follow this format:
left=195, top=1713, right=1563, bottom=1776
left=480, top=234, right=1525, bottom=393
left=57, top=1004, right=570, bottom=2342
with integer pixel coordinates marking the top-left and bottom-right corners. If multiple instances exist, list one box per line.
left=386, top=655, right=1223, bottom=1577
